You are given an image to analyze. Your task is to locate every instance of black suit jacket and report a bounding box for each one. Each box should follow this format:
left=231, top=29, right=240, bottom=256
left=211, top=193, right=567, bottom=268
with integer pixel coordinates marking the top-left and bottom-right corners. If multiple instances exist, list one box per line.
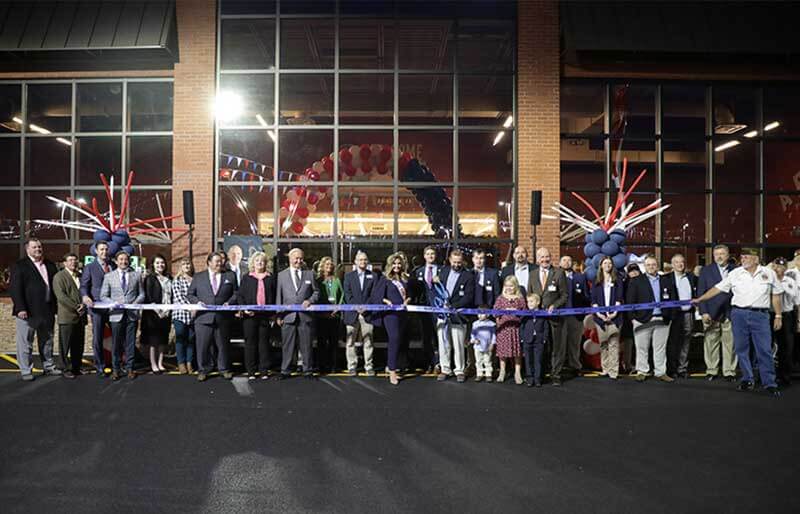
left=472, top=267, right=500, bottom=308
left=187, top=270, right=238, bottom=325
left=660, top=271, right=698, bottom=319
left=438, top=266, right=475, bottom=325
left=342, top=269, right=377, bottom=325
left=625, top=273, right=675, bottom=323
left=236, top=274, right=277, bottom=319
left=10, top=257, right=58, bottom=329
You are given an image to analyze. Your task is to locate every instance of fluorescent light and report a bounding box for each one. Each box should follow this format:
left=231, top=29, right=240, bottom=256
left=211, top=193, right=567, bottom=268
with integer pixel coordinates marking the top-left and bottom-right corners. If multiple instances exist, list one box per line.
left=743, top=130, right=758, bottom=138
left=255, top=114, right=268, bottom=127
left=503, top=115, right=513, bottom=128
left=493, top=131, right=505, bottom=146
left=56, top=137, right=72, bottom=146
left=498, top=201, right=505, bottom=206
left=714, top=140, right=740, bottom=152
left=29, top=123, right=51, bottom=134
left=764, top=121, right=780, bottom=131
left=12, top=116, right=22, bottom=124
left=267, top=130, right=276, bottom=142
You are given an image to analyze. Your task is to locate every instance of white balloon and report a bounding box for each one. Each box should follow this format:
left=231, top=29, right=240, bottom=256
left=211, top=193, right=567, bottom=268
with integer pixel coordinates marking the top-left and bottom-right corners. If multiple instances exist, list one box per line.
left=312, top=161, right=323, bottom=173
left=583, top=340, right=601, bottom=356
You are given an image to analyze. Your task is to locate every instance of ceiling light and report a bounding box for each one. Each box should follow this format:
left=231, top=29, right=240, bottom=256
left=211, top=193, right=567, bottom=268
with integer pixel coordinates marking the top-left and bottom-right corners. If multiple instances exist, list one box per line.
left=714, top=140, right=740, bottom=152
left=29, top=123, right=51, bottom=134
left=764, top=121, right=780, bottom=131
left=503, top=115, right=513, bottom=128
left=12, top=116, right=22, bottom=124
left=255, top=114, right=268, bottom=127
left=743, top=130, right=757, bottom=138
left=215, top=91, right=243, bottom=123
left=267, top=130, right=276, bottom=142
left=493, top=131, right=505, bottom=146
left=56, top=137, right=72, bottom=146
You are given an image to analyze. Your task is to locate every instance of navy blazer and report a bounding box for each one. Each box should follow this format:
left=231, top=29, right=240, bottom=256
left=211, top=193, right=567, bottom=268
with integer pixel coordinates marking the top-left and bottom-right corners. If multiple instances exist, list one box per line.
left=521, top=316, right=547, bottom=345
left=472, top=266, right=500, bottom=308
left=697, top=263, right=735, bottom=321
left=187, top=270, right=238, bottom=326
left=625, top=273, right=675, bottom=323
left=342, top=269, right=377, bottom=325
left=438, top=266, right=475, bottom=325
left=591, top=280, right=624, bottom=328
left=564, top=270, right=591, bottom=318
left=80, top=258, right=115, bottom=305
left=369, top=275, right=409, bottom=328
left=411, top=264, right=441, bottom=305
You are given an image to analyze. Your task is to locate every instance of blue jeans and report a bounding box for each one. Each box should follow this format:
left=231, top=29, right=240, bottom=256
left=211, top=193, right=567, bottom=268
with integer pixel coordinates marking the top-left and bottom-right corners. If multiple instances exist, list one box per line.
left=111, top=314, right=137, bottom=372
left=173, top=320, right=195, bottom=365
left=731, top=307, right=776, bottom=388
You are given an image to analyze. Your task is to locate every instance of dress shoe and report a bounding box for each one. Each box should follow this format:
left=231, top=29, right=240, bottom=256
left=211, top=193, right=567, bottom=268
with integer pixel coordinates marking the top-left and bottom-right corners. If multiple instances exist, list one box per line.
left=706, top=374, right=717, bottom=381
left=766, top=386, right=782, bottom=398
left=677, top=372, right=689, bottom=379
left=456, top=374, right=466, bottom=383
left=260, top=373, right=270, bottom=381
left=609, top=375, right=618, bottom=381
left=63, top=370, right=76, bottom=379
left=437, top=373, right=448, bottom=382
left=248, top=374, right=256, bottom=381
left=348, top=369, right=358, bottom=377
left=485, top=376, right=493, bottom=383
left=635, top=373, right=647, bottom=382
left=552, top=376, right=562, bottom=387
left=657, top=374, right=674, bottom=383
left=474, top=375, right=484, bottom=383
left=197, top=373, right=207, bottom=382
left=178, top=363, right=187, bottom=375
left=724, top=375, right=736, bottom=382
left=127, top=371, right=136, bottom=380
left=525, top=378, right=534, bottom=387
left=223, top=371, right=234, bottom=380
left=275, top=373, right=290, bottom=380
left=535, top=380, right=542, bottom=388
left=366, top=370, right=377, bottom=377
left=111, top=371, right=121, bottom=381
left=737, top=380, right=754, bottom=391
left=21, top=374, right=34, bottom=382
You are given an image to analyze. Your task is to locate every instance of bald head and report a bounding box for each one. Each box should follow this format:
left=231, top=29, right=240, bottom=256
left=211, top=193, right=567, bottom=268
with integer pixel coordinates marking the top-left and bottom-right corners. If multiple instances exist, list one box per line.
left=536, top=247, right=552, bottom=268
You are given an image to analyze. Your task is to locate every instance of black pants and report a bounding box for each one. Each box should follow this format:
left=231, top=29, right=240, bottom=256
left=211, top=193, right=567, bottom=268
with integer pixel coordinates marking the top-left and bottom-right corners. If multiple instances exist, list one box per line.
left=243, top=315, right=272, bottom=375
left=315, top=316, right=340, bottom=372
left=772, top=310, right=795, bottom=383
left=195, top=321, right=230, bottom=375
left=58, top=322, right=85, bottom=373
left=418, top=313, right=437, bottom=369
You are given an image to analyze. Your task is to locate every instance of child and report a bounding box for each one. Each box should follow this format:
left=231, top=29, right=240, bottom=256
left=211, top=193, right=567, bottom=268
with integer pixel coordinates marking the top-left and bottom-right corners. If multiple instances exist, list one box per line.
left=494, top=276, right=526, bottom=384
left=521, top=293, right=547, bottom=387
left=470, top=306, right=496, bottom=382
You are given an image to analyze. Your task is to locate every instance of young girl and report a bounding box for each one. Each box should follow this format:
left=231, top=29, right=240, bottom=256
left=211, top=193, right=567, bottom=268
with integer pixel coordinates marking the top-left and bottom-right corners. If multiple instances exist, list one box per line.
left=493, top=275, right=526, bottom=384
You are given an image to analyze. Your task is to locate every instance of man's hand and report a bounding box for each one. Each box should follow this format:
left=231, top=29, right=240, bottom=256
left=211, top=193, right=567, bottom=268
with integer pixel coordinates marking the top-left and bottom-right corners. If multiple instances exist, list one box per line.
left=774, top=316, right=783, bottom=332
left=383, top=299, right=393, bottom=306
left=302, top=300, right=311, bottom=309
left=244, top=310, right=254, bottom=317
left=701, top=313, right=711, bottom=327
left=82, top=296, right=94, bottom=307
left=76, top=304, right=85, bottom=314
left=547, top=305, right=555, bottom=313
left=276, top=318, right=284, bottom=326
left=691, top=298, right=702, bottom=305
left=17, top=311, right=28, bottom=320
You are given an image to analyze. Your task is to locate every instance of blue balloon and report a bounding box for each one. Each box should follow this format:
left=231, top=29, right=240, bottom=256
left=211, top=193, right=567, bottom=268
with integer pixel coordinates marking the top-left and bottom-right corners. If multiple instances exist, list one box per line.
left=121, top=244, right=135, bottom=256
left=591, top=253, right=604, bottom=268
left=89, top=243, right=97, bottom=257
left=107, top=241, right=120, bottom=256
left=584, top=233, right=593, bottom=244
left=613, top=252, right=628, bottom=270
left=610, top=229, right=626, bottom=244
left=591, top=228, right=609, bottom=245
left=93, top=229, right=112, bottom=242
left=584, top=242, right=601, bottom=258
left=585, top=265, right=597, bottom=282
left=584, top=258, right=592, bottom=269
left=601, top=240, right=619, bottom=256
left=111, top=230, right=130, bottom=245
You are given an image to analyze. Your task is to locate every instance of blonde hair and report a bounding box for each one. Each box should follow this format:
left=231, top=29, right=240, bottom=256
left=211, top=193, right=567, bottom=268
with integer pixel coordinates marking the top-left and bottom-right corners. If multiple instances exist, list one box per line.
left=501, top=275, right=521, bottom=299
left=248, top=251, right=269, bottom=273
left=175, top=257, right=194, bottom=280
left=317, top=256, right=335, bottom=279
left=596, top=256, right=617, bottom=284
left=526, top=292, right=541, bottom=305
left=384, top=252, right=408, bottom=281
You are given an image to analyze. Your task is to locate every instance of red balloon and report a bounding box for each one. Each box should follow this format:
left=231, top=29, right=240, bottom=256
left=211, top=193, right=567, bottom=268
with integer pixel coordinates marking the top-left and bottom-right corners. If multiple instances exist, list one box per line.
left=359, top=144, right=371, bottom=161
left=379, top=146, right=392, bottom=162
left=291, top=222, right=305, bottom=234
left=377, top=162, right=389, bottom=174
left=294, top=186, right=307, bottom=197
left=322, top=156, right=334, bottom=173
left=317, top=185, right=329, bottom=193
left=281, top=199, right=291, bottom=209
left=308, top=170, right=321, bottom=181
left=307, top=192, right=319, bottom=205
left=344, top=165, right=357, bottom=177
left=296, top=206, right=309, bottom=218
left=401, top=151, right=412, bottom=162
left=361, top=161, right=372, bottom=174
left=339, top=148, right=352, bottom=163
left=305, top=167, right=314, bottom=177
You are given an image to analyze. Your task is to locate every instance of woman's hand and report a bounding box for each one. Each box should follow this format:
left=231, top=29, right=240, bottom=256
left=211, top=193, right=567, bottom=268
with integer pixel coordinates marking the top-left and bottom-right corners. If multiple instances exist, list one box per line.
left=383, top=299, right=393, bottom=305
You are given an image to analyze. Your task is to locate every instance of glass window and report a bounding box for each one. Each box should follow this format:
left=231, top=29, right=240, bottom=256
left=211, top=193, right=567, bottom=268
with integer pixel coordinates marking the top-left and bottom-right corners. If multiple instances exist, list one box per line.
left=764, top=141, right=800, bottom=192
left=458, top=131, right=512, bottom=183
left=27, top=84, right=72, bottom=133
left=0, top=244, right=20, bottom=293
left=277, top=183, right=333, bottom=238
left=279, top=74, right=334, bottom=124
left=219, top=130, right=275, bottom=181
left=764, top=86, right=800, bottom=137
left=128, top=82, right=173, bottom=132
left=612, top=84, right=655, bottom=137
left=138, top=244, right=173, bottom=269
left=398, top=20, right=454, bottom=70
left=77, top=83, right=122, bottom=132
left=457, top=187, right=512, bottom=239
left=456, top=20, right=513, bottom=72
left=712, top=138, right=757, bottom=192
left=558, top=191, right=604, bottom=235
left=77, top=137, right=122, bottom=185
left=561, top=137, right=605, bottom=190
left=127, top=136, right=172, bottom=186
left=399, top=131, right=453, bottom=182
left=713, top=194, right=757, bottom=244
left=280, top=0, right=335, bottom=15
left=662, top=140, right=706, bottom=192
left=276, top=243, right=334, bottom=270
left=337, top=241, right=394, bottom=272
left=0, top=84, right=22, bottom=133
left=219, top=74, right=275, bottom=127
left=219, top=186, right=275, bottom=237
left=25, top=190, right=70, bottom=240
left=220, top=0, right=276, bottom=15
left=127, top=190, right=172, bottom=229
left=458, top=75, right=512, bottom=126
left=662, top=193, right=707, bottom=244
left=25, top=137, right=70, bottom=186
left=662, top=245, right=707, bottom=269
left=280, top=19, right=334, bottom=69
left=0, top=192, right=20, bottom=240
left=396, top=186, right=454, bottom=238
left=399, top=74, right=452, bottom=125
left=662, top=85, right=705, bottom=137
left=278, top=130, right=333, bottom=182
left=0, top=138, right=20, bottom=186
left=561, top=84, right=604, bottom=135
left=625, top=192, right=657, bottom=243
left=612, top=140, right=656, bottom=192
left=339, top=19, right=395, bottom=69
left=220, top=19, right=276, bottom=70
left=339, top=74, right=393, bottom=125
left=337, top=187, right=394, bottom=239
left=338, top=130, right=393, bottom=181
left=713, top=86, right=756, bottom=137
left=764, top=194, right=800, bottom=244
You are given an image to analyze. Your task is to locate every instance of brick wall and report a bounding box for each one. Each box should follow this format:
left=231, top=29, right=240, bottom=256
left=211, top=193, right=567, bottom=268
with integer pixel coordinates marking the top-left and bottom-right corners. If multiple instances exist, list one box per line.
left=171, top=0, right=217, bottom=272
left=516, top=0, right=560, bottom=258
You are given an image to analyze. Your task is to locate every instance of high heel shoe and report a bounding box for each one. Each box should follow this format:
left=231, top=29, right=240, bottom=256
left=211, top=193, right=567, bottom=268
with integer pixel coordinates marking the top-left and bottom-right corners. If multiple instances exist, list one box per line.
left=497, top=370, right=506, bottom=383
left=389, top=371, right=400, bottom=386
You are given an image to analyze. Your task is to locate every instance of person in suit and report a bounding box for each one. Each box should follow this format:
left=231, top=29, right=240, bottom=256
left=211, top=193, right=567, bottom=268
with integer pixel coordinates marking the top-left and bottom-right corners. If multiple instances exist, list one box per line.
left=187, top=252, right=238, bottom=382
left=434, top=249, right=475, bottom=382
left=520, top=293, right=547, bottom=387
left=343, top=251, right=376, bottom=376
left=53, top=253, right=87, bottom=379
left=370, top=252, right=412, bottom=385
left=528, top=248, right=568, bottom=386
left=697, top=244, right=737, bottom=381
left=141, top=254, right=172, bottom=374
left=275, top=247, right=320, bottom=379
left=227, top=244, right=247, bottom=287
left=591, top=256, right=625, bottom=380
left=559, top=254, right=591, bottom=375
left=411, top=245, right=440, bottom=372
left=663, top=253, right=699, bottom=378
left=315, top=256, right=343, bottom=373
left=500, top=245, right=535, bottom=296
left=626, top=255, right=675, bottom=383
left=100, top=251, right=145, bottom=381
left=10, top=238, right=60, bottom=381
left=472, top=248, right=500, bottom=309
left=80, top=240, right=115, bottom=377
left=236, top=251, right=276, bottom=380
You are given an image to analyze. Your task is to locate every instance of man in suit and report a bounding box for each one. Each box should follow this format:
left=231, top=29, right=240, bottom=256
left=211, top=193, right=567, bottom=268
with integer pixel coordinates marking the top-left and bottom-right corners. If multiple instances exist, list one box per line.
left=100, top=251, right=145, bottom=381
left=227, top=244, right=247, bottom=287
left=80, top=240, right=115, bottom=377
left=528, top=248, right=569, bottom=385
left=412, top=245, right=440, bottom=372
left=559, top=255, right=590, bottom=375
left=500, top=245, right=536, bottom=296
left=276, top=247, right=320, bottom=379
left=343, top=250, right=376, bottom=376
left=472, top=248, right=500, bottom=308
left=10, top=238, right=60, bottom=381
left=663, top=253, right=699, bottom=378
left=53, top=253, right=87, bottom=379
left=626, top=255, right=675, bottom=383
left=435, top=249, right=475, bottom=383
left=697, top=244, right=737, bottom=381
left=188, top=252, right=237, bottom=381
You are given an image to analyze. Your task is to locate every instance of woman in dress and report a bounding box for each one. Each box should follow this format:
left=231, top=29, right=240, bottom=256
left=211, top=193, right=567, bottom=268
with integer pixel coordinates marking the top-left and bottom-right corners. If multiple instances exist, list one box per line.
left=142, top=254, right=172, bottom=374
left=171, top=257, right=195, bottom=375
left=591, top=256, right=624, bottom=380
left=237, top=251, right=277, bottom=380
left=371, top=252, right=412, bottom=385
left=493, top=275, right=526, bottom=384
left=316, top=256, right=343, bottom=373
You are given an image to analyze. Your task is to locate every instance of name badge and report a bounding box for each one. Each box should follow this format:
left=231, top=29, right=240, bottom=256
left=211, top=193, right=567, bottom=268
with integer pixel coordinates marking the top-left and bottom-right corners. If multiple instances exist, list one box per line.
left=366, top=275, right=373, bottom=279
left=486, top=285, right=493, bottom=291
left=224, top=279, right=231, bottom=284
left=304, top=280, right=311, bottom=284
left=548, top=285, right=556, bottom=292
left=662, top=293, right=669, bottom=299
left=328, top=296, right=335, bottom=302
left=459, top=291, right=465, bottom=296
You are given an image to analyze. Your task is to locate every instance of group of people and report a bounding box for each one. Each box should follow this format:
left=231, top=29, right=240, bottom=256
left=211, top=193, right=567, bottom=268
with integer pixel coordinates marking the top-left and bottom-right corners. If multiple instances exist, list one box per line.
left=10, top=237, right=800, bottom=396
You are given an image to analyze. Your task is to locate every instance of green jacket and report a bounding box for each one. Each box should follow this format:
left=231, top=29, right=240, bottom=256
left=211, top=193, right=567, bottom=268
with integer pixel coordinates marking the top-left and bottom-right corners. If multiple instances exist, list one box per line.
left=53, top=268, right=87, bottom=325
left=318, top=276, right=344, bottom=305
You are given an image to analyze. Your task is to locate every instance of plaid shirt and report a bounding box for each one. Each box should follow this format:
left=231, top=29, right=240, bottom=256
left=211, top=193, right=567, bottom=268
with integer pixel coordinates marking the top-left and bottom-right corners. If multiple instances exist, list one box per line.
left=171, top=275, right=194, bottom=324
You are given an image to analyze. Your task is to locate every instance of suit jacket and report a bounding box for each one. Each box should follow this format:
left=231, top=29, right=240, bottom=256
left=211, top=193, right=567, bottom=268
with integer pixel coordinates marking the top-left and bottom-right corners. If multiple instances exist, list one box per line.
left=52, top=269, right=86, bottom=325
left=411, top=264, right=441, bottom=305
left=521, top=316, right=547, bottom=345
left=227, top=261, right=247, bottom=287
left=590, top=280, right=624, bottom=328
left=369, top=275, right=409, bottom=328
left=100, top=268, right=145, bottom=322
left=236, top=273, right=277, bottom=318
left=661, top=271, right=698, bottom=319
left=187, top=270, right=238, bottom=326
left=625, top=273, right=675, bottom=324
left=142, top=273, right=172, bottom=331
left=564, top=270, right=590, bottom=310
left=528, top=265, right=569, bottom=311
left=275, top=267, right=320, bottom=325
left=438, top=266, right=475, bottom=325
left=697, top=263, right=735, bottom=321
left=472, top=267, right=501, bottom=308
left=499, top=263, right=536, bottom=297
left=10, top=257, right=58, bottom=329
left=80, top=258, right=115, bottom=303
left=342, top=269, right=377, bottom=325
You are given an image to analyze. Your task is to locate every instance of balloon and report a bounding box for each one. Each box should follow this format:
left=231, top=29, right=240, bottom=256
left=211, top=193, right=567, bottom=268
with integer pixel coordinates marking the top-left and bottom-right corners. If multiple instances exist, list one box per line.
left=111, top=230, right=130, bottom=245
left=585, top=265, right=597, bottom=282
left=317, top=185, right=328, bottom=194
left=612, top=252, right=628, bottom=270
left=296, top=206, right=309, bottom=218
left=322, top=156, right=334, bottom=173
left=359, top=144, right=371, bottom=160
left=585, top=233, right=593, bottom=244
left=584, top=242, right=601, bottom=258
left=591, top=254, right=603, bottom=268
left=93, top=229, right=111, bottom=242
left=308, top=170, right=320, bottom=181
left=294, top=186, right=307, bottom=197
left=584, top=258, right=592, bottom=269
left=291, top=221, right=305, bottom=234
left=379, top=145, right=392, bottom=162
left=312, top=161, right=323, bottom=173
left=121, top=244, right=135, bottom=256
left=601, top=240, right=619, bottom=256
left=279, top=207, right=289, bottom=218
left=307, top=192, right=319, bottom=205
left=287, top=190, right=298, bottom=201
left=582, top=314, right=596, bottom=331
left=107, top=241, right=120, bottom=256
left=89, top=243, right=97, bottom=257
left=281, top=199, right=291, bottom=209
left=583, top=340, right=601, bottom=356
left=609, top=229, right=626, bottom=244
left=361, top=162, right=371, bottom=174
left=343, top=165, right=357, bottom=177
left=339, top=148, right=352, bottom=163
left=377, top=162, right=389, bottom=174
left=304, top=167, right=314, bottom=177
left=306, top=204, right=317, bottom=213
left=591, top=228, right=609, bottom=245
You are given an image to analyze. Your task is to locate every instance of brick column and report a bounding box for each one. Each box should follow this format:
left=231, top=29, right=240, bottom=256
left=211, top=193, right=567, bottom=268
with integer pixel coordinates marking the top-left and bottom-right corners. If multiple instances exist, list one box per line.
left=172, top=0, right=216, bottom=271
left=516, top=0, right=560, bottom=258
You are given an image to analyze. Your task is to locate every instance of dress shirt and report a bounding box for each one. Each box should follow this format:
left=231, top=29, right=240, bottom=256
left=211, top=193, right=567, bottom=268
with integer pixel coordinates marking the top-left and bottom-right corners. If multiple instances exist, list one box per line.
left=647, top=273, right=662, bottom=316
left=603, top=280, right=613, bottom=308
left=674, top=272, right=692, bottom=311
left=208, top=269, right=220, bottom=294
left=514, top=264, right=530, bottom=292
left=446, top=269, right=461, bottom=296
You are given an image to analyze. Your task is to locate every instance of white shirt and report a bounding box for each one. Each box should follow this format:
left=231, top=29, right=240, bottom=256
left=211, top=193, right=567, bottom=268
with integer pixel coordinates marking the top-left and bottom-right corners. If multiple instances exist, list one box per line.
left=715, top=265, right=784, bottom=309
left=514, top=264, right=529, bottom=292
left=603, top=280, right=613, bottom=307
left=674, top=272, right=692, bottom=311
left=775, top=275, right=799, bottom=313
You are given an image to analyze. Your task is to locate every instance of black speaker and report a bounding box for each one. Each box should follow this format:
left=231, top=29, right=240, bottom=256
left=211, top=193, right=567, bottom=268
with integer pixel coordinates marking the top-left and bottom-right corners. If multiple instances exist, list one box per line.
left=183, top=190, right=195, bottom=225
left=530, top=190, right=542, bottom=226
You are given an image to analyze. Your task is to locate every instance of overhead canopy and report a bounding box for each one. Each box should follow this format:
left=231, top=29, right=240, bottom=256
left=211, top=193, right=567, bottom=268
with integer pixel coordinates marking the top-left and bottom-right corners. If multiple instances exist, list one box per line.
left=0, top=0, right=177, bottom=71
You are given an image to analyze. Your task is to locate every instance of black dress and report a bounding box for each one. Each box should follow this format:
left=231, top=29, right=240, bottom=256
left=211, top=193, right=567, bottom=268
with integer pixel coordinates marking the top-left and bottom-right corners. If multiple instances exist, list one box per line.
left=142, top=274, right=172, bottom=349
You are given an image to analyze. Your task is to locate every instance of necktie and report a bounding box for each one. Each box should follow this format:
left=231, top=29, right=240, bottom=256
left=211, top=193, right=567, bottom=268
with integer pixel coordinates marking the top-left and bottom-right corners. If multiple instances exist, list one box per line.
left=211, top=273, right=218, bottom=295
left=295, top=269, right=301, bottom=291
left=426, top=266, right=432, bottom=287
left=541, top=268, right=548, bottom=289
left=102, top=262, right=109, bottom=273
left=359, top=272, right=364, bottom=292
left=121, top=271, right=127, bottom=291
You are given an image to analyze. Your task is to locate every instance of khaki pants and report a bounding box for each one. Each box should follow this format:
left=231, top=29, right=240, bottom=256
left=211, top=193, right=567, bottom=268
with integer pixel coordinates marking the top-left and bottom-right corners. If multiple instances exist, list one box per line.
left=597, top=323, right=620, bottom=379
left=633, top=318, right=670, bottom=377
left=345, top=314, right=374, bottom=372
left=473, top=345, right=493, bottom=377
left=703, top=318, right=737, bottom=377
